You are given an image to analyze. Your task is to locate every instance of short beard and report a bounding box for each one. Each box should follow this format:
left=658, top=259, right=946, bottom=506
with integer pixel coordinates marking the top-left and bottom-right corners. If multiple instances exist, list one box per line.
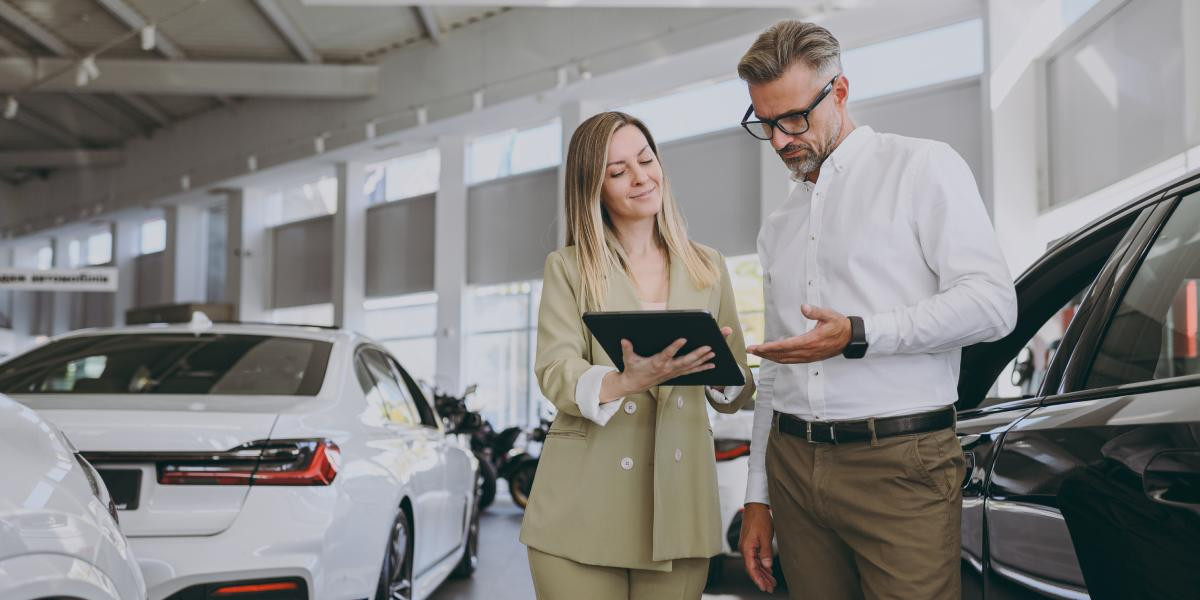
left=780, top=114, right=843, bottom=182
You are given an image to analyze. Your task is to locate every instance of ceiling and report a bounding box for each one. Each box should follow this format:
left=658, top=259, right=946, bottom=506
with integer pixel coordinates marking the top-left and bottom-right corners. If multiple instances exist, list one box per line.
left=0, top=0, right=506, bottom=185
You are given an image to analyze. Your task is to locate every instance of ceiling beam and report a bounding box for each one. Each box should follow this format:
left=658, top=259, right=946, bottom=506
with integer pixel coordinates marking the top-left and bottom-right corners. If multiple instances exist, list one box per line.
left=302, top=0, right=829, bottom=6
left=0, top=149, right=124, bottom=168
left=9, top=107, right=82, bottom=147
left=0, top=57, right=378, bottom=98
left=0, top=32, right=25, bottom=57
left=68, top=94, right=148, bottom=137
left=253, top=0, right=321, bottom=63
left=0, top=0, right=172, bottom=128
left=413, top=6, right=441, bottom=45
left=113, top=93, right=170, bottom=127
left=92, top=0, right=187, bottom=60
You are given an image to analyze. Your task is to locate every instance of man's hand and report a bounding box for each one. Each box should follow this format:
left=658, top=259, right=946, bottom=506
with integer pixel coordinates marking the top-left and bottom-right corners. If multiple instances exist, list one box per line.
left=746, top=304, right=852, bottom=364
left=739, top=503, right=777, bottom=592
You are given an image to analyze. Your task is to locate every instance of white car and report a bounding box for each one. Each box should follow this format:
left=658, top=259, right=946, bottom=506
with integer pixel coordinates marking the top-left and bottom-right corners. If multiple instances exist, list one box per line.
left=0, top=393, right=146, bottom=600
left=0, top=322, right=480, bottom=600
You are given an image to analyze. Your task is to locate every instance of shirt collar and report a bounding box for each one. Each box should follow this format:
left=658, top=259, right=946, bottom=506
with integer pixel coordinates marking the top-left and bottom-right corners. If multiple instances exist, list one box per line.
left=824, top=124, right=874, bottom=174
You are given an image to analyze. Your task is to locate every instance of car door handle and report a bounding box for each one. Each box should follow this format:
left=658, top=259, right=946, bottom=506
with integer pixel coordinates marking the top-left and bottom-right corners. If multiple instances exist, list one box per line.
left=1143, top=449, right=1200, bottom=508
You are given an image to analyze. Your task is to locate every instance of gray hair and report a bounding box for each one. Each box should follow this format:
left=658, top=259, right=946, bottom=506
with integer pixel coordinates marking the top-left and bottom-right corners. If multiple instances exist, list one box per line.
left=737, top=20, right=842, bottom=85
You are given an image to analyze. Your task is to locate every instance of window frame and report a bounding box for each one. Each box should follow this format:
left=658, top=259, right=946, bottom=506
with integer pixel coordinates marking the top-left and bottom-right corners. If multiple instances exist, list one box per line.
left=1059, top=185, right=1200, bottom=400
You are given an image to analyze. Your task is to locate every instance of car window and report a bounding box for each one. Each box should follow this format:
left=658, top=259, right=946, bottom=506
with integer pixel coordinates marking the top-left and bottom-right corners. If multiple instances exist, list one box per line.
left=957, top=209, right=1144, bottom=409
left=1086, top=191, right=1200, bottom=389
left=0, top=334, right=331, bottom=395
left=361, top=349, right=420, bottom=426
left=389, top=356, right=439, bottom=429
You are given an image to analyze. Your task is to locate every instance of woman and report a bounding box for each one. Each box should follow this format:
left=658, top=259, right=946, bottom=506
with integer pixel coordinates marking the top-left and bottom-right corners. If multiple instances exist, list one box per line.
left=519, top=111, right=756, bottom=599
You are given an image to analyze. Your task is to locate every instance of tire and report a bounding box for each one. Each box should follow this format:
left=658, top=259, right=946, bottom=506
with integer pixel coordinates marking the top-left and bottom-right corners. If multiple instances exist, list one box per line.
left=773, top=554, right=787, bottom=590
left=476, top=455, right=497, bottom=510
left=450, top=469, right=483, bottom=579
left=375, top=508, right=414, bottom=600
left=507, top=460, right=538, bottom=509
left=705, top=555, right=725, bottom=588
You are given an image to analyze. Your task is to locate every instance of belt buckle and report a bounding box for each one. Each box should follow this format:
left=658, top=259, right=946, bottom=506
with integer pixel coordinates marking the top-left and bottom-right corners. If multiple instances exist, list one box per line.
left=805, top=421, right=813, bottom=443
left=806, top=421, right=837, bottom=444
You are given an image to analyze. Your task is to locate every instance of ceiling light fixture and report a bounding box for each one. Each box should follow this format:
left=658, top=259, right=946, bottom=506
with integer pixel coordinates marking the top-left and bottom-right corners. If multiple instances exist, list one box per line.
left=140, top=25, right=157, bottom=51
left=2, top=96, right=17, bottom=120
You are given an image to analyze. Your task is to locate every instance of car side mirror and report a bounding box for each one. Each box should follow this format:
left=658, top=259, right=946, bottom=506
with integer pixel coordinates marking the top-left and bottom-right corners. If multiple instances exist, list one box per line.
left=1010, top=346, right=1034, bottom=387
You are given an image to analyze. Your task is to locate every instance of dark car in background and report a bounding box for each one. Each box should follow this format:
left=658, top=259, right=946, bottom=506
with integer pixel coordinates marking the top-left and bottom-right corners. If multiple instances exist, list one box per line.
left=955, top=170, right=1200, bottom=600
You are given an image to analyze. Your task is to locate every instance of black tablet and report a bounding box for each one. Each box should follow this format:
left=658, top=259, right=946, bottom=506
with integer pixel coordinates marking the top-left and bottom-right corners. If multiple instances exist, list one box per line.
left=582, top=310, right=745, bottom=387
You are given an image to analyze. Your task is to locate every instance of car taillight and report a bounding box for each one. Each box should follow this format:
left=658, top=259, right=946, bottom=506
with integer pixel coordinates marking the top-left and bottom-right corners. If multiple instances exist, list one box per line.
left=714, top=440, right=751, bottom=461
left=158, top=439, right=339, bottom=486
left=212, top=580, right=301, bottom=596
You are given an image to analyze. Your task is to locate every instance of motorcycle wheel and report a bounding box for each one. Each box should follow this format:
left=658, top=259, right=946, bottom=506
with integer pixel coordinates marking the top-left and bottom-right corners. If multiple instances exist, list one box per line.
left=507, top=460, right=538, bottom=509
left=476, top=455, right=498, bottom=510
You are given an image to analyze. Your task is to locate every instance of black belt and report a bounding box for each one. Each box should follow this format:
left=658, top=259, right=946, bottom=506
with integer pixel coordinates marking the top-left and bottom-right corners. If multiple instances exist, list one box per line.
left=775, top=407, right=955, bottom=444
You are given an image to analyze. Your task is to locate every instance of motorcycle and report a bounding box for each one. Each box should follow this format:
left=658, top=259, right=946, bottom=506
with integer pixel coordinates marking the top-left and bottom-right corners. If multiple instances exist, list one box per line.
left=432, top=384, right=498, bottom=510
left=498, top=418, right=549, bottom=510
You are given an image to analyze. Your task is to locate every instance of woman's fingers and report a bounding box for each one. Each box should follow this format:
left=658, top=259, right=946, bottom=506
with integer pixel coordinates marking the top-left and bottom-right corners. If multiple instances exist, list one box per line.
left=721, top=326, right=734, bottom=338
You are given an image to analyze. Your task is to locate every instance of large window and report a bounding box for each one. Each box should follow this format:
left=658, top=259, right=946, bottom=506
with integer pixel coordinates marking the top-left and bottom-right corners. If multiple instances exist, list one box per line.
left=364, top=148, right=440, bottom=205
left=271, top=304, right=334, bottom=328
left=140, top=218, right=166, bottom=255
left=465, top=281, right=542, bottom=429
left=1047, top=0, right=1186, bottom=206
left=467, top=120, right=562, bottom=184
left=268, top=176, right=338, bottom=227
left=1087, top=192, right=1200, bottom=389
left=726, top=254, right=765, bottom=366
left=363, top=292, right=438, bottom=386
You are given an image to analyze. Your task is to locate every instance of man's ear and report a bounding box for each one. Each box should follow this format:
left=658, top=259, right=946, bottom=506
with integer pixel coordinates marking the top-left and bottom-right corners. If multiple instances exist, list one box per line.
left=834, top=75, right=850, bottom=106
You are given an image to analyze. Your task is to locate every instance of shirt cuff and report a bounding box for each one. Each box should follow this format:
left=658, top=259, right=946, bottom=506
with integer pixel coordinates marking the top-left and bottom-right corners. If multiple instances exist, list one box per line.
left=864, top=310, right=898, bottom=356
left=575, top=365, right=623, bottom=426
left=745, top=469, right=771, bottom=506
left=705, top=384, right=743, bottom=404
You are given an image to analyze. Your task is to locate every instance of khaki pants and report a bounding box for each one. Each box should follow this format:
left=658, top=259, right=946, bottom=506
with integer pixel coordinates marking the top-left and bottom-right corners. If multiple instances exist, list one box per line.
left=527, top=547, right=709, bottom=600
left=766, top=419, right=964, bottom=600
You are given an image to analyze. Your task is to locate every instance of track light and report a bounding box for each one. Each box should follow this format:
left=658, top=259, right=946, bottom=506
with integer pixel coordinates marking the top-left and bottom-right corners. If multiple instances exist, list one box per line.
left=416, top=106, right=428, bottom=126
left=246, top=155, right=258, bottom=172
left=472, top=90, right=484, bottom=112
left=3, top=96, right=17, bottom=120
left=313, top=135, right=326, bottom=154
left=76, top=56, right=100, bottom=86
left=364, top=121, right=377, bottom=139
left=140, top=24, right=157, bottom=51
left=180, top=174, right=191, bottom=191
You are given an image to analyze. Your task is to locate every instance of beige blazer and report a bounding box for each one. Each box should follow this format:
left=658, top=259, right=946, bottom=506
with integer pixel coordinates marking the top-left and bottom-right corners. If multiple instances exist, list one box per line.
left=519, top=243, right=755, bottom=572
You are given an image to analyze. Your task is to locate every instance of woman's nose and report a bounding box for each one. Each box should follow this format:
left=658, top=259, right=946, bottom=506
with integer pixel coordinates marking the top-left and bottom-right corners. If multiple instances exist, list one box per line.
left=630, top=165, right=649, bottom=185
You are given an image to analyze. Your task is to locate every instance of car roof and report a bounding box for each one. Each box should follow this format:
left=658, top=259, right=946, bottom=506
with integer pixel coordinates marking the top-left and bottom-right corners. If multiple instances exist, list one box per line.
left=45, top=322, right=363, bottom=346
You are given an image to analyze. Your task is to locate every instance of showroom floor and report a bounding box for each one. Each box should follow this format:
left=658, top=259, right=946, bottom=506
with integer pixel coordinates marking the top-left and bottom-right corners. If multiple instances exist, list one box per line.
left=431, top=491, right=778, bottom=599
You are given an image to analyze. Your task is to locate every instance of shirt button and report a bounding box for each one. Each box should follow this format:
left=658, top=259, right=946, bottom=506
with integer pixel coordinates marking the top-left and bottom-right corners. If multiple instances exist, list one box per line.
left=620, top=457, right=634, bottom=471
left=674, top=448, right=683, bottom=462
left=624, top=401, right=637, bottom=415
left=676, top=396, right=684, bottom=409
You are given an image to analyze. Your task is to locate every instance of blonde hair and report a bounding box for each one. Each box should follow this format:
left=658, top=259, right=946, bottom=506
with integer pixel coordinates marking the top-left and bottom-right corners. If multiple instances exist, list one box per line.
left=737, top=20, right=842, bottom=85
left=563, top=112, right=718, bottom=311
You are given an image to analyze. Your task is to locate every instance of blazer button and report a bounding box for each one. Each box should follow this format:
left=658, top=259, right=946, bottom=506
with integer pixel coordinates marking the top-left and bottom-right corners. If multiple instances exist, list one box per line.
left=620, top=457, right=634, bottom=471
left=624, top=401, right=637, bottom=415
left=676, top=396, right=684, bottom=409
left=674, top=448, right=683, bottom=462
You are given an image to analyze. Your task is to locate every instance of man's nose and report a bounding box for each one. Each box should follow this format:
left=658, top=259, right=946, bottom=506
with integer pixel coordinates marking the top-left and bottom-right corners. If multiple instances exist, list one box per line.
left=770, top=127, right=794, bottom=150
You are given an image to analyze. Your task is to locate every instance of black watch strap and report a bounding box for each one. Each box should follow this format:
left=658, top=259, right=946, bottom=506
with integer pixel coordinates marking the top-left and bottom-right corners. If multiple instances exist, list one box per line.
left=842, top=315, right=868, bottom=359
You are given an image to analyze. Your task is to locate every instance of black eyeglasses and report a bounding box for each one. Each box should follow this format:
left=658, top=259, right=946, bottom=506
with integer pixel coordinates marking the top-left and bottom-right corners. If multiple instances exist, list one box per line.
left=741, top=74, right=839, bottom=141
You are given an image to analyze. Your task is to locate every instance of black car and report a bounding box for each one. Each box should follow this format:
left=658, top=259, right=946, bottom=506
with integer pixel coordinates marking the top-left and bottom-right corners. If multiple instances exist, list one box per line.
left=956, top=170, right=1200, bottom=600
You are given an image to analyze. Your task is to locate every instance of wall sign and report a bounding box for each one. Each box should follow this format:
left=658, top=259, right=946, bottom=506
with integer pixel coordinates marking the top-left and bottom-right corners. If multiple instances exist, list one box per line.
left=0, top=268, right=119, bottom=292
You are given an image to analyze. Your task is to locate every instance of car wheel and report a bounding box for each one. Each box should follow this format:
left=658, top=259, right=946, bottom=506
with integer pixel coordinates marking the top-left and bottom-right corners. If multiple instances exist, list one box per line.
left=450, top=471, right=483, bottom=579
left=507, top=460, right=537, bottom=509
left=476, top=456, right=497, bottom=510
left=375, top=509, right=414, bottom=600
left=705, top=555, right=725, bottom=588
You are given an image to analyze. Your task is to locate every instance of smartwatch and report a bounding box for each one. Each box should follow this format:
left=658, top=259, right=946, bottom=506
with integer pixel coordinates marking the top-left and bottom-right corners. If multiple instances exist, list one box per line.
left=842, top=316, right=868, bottom=359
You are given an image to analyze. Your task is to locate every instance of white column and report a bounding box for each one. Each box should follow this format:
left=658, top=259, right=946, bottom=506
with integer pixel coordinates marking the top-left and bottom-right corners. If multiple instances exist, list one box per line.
left=50, top=236, right=73, bottom=335
left=111, top=218, right=140, bottom=326
left=9, top=244, right=40, bottom=342
left=224, top=188, right=271, bottom=322
left=434, top=135, right=468, bottom=394
left=1185, top=0, right=1200, bottom=150
left=163, top=204, right=208, bottom=304
left=557, top=101, right=600, bottom=246
left=333, top=161, right=367, bottom=333
left=985, top=0, right=1050, bottom=275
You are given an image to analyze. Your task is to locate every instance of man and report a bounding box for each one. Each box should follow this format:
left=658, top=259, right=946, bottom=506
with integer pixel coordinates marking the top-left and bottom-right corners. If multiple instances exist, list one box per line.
left=735, top=20, right=1017, bottom=600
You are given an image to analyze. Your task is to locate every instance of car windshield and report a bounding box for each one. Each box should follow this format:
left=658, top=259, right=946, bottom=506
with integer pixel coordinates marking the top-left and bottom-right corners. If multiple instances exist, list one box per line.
left=0, top=333, right=332, bottom=396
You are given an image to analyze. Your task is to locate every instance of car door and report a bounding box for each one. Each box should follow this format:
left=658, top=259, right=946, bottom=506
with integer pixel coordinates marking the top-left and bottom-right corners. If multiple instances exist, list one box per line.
left=985, top=186, right=1200, bottom=600
left=954, top=200, right=1157, bottom=599
left=358, top=346, right=446, bottom=574
left=388, top=354, right=472, bottom=560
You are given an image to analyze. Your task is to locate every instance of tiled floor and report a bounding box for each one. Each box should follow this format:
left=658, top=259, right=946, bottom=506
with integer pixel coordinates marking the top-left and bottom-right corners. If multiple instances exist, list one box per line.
left=430, top=491, right=781, bottom=600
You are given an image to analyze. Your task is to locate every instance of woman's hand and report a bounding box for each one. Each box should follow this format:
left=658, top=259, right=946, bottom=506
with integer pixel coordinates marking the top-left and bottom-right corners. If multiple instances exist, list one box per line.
left=608, top=337, right=716, bottom=398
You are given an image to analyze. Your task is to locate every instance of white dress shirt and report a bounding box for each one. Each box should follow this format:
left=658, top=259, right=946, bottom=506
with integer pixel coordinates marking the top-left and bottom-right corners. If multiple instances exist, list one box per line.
left=745, top=125, right=1017, bottom=505
left=575, top=300, right=741, bottom=425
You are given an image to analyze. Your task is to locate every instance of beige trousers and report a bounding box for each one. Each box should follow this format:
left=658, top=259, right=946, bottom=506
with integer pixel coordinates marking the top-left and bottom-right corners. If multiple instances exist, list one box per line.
left=527, top=547, right=709, bottom=600
left=766, top=419, right=965, bottom=600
